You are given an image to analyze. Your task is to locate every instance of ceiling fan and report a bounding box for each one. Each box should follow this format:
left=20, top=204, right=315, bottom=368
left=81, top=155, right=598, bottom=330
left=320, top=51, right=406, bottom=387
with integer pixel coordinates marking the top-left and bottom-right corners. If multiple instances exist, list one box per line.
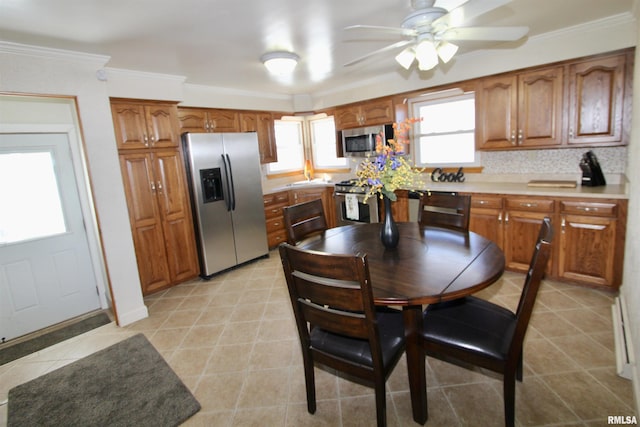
left=344, top=0, right=529, bottom=71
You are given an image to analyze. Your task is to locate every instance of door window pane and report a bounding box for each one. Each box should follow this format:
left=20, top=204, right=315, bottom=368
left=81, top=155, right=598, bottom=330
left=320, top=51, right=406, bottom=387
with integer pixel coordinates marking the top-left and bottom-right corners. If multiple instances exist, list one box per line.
left=0, top=151, right=67, bottom=244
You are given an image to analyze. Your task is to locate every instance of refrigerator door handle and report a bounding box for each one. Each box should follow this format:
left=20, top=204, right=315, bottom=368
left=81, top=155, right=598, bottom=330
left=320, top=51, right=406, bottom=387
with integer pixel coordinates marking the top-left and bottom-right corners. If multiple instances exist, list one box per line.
left=225, top=153, right=236, bottom=211
left=221, top=154, right=232, bottom=212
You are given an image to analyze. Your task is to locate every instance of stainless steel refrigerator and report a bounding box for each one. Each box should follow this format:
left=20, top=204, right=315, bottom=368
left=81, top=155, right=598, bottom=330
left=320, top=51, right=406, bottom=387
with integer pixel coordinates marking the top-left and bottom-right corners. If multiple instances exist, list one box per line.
left=182, top=132, right=268, bottom=278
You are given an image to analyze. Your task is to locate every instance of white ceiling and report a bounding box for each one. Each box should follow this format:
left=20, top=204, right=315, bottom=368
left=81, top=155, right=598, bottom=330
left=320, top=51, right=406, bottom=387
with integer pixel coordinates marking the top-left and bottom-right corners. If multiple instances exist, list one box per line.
left=0, top=0, right=636, bottom=96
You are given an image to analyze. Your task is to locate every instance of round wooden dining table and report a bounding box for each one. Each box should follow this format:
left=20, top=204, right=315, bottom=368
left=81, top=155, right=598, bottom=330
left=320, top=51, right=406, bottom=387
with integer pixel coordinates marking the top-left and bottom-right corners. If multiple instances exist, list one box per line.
left=298, top=222, right=505, bottom=425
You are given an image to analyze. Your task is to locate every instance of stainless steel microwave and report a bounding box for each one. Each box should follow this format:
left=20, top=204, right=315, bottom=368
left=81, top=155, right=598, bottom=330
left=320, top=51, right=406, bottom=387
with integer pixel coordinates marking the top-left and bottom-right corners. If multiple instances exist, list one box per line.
left=342, top=124, right=394, bottom=157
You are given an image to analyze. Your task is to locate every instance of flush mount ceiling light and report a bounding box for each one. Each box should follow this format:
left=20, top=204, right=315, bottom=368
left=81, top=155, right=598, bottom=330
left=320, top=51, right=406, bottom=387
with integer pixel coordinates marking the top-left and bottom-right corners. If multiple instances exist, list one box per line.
left=260, top=51, right=300, bottom=75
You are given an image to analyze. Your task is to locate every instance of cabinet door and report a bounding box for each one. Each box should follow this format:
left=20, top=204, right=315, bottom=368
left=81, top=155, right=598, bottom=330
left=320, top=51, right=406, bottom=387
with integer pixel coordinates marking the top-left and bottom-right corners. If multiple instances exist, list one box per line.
left=292, top=188, right=333, bottom=227
left=152, top=150, right=199, bottom=282
left=208, top=109, right=240, bottom=132
left=361, top=99, right=394, bottom=126
left=177, top=108, right=208, bottom=133
left=469, top=195, right=504, bottom=249
left=477, top=75, right=518, bottom=149
left=243, top=112, right=278, bottom=163
left=119, top=153, right=172, bottom=294
left=518, top=67, right=564, bottom=148
left=558, top=214, right=617, bottom=287
left=503, top=211, right=550, bottom=273
left=256, top=112, right=277, bottom=163
left=334, top=106, right=362, bottom=130
left=111, top=103, right=150, bottom=150
left=145, top=105, right=178, bottom=148
left=568, top=54, right=626, bottom=145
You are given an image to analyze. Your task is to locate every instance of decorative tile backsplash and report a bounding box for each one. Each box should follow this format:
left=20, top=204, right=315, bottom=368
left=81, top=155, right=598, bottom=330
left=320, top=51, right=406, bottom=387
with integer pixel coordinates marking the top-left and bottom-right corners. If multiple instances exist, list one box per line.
left=481, top=146, right=627, bottom=174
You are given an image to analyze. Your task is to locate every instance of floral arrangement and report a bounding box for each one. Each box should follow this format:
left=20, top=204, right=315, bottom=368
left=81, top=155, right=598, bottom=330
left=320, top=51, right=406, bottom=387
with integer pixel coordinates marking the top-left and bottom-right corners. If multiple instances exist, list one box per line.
left=354, top=118, right=423, bottom=201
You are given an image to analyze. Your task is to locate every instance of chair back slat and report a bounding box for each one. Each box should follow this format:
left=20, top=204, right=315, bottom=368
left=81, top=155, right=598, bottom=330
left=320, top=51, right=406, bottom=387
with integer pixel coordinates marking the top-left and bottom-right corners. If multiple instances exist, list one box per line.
left=301, top=301, right=369, bottom=339
left=283, top=199, right=328, bottom=245
left=418, top=192, right=471, bottom=232
left=292, top=271, right=366, bottom=312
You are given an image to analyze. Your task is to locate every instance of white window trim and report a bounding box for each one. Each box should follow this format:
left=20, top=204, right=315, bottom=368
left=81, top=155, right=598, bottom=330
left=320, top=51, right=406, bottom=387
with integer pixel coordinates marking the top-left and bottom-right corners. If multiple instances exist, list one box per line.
left=409, top=90, right=481, bottom=168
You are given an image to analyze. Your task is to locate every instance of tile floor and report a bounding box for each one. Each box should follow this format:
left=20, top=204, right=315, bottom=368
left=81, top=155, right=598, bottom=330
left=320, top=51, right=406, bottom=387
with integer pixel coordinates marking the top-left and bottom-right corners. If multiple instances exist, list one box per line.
left=0, top=250, right=637, bottom=426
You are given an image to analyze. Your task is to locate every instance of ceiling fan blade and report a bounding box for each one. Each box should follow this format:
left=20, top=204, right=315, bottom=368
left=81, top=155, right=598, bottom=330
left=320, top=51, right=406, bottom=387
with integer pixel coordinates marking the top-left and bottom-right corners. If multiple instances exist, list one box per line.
left=344, top=40, right=413, bottom=67
left=441, top=26, right=528, bottom=41
left=344, top=25, right=416, bottom=37
left=433, top=0, right=512, bottom=29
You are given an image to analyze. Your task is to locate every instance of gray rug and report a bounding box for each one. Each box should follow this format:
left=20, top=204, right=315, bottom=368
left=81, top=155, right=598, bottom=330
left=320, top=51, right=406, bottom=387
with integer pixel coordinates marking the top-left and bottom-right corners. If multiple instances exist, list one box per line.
left=7, top=333, right=201, bottom=427
left=0, top=311, right=111, bottom=366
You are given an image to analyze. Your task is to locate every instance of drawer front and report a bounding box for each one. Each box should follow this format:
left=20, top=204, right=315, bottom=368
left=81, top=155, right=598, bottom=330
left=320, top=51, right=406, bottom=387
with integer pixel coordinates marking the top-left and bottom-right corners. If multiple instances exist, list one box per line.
left=471, top=195, right=503, bottom=209
left=265, top=203, right=287, bottom=219
left=560, top=200, right=618, bottom=216
left=266, top=216, right=285, bottom=233
left=267, top=230, right=287, bottom=247
left=505, top=198, right=554, bottom=213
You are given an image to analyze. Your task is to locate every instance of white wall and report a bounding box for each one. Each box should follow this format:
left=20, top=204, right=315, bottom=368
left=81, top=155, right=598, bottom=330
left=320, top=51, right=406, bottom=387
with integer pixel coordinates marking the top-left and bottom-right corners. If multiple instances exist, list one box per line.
left=0, top=43, right=147, bottom=326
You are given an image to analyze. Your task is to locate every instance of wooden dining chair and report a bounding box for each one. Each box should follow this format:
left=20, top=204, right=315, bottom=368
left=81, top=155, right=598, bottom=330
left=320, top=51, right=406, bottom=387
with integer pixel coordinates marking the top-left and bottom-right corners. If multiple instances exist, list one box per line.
left=420, top=217, right=553, bottom=427
left=282, top=198, right=328, bottom=245
left=417, top=192, right=471, bottom=232
left=279, top=243, right=406, bottom=427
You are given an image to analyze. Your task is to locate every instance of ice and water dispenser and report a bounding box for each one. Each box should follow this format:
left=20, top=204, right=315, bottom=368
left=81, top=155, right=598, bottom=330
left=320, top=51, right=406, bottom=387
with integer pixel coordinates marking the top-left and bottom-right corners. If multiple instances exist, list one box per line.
left=199, top=168, right=224, bottom=203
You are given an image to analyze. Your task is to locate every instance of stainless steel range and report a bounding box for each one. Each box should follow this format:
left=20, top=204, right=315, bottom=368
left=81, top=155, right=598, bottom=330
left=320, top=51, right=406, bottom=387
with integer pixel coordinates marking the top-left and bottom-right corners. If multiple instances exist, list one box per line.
left=333, top=180, right=379, bottom=226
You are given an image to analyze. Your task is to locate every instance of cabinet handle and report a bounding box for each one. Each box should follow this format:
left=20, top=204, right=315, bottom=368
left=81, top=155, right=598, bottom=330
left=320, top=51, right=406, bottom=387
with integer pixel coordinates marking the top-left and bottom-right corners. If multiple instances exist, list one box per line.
left=519, top=202, right=538, bottom=208
left=498, top=212, right=502, bottom=223
left=150, top=181, right=156, bottom=192
left=273, top=222, right=280, bottom=226
left=478, top=200, right=488, bottom=205
left=143, top=134, right=149, bottom=147
left=569, top=128, right=574, bottom=138
left=271, top=209, right=279, bottom=213
left=510, top=130, right=516, bottom=142
left=518, top=129, right=523, bottom=142
left=157, top=181, right=163, bottom=192
left=149, top=135, right=156, bottom=146
left=561, top=217, right=566, bottom=232
left=576, top=206, right=596, bottom=212
left=504, top=212, right=509, bottom=223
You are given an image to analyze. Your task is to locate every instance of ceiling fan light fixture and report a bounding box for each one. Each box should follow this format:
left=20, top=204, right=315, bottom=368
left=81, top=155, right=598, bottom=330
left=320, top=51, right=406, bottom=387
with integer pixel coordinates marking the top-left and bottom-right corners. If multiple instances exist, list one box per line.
left=260, top=51, right=299, bottom=75
left=436, top=41, right=458, bottom=63
left=395, top=47, right=416, bottom=70
left=415, top=40, right=438, bottom=70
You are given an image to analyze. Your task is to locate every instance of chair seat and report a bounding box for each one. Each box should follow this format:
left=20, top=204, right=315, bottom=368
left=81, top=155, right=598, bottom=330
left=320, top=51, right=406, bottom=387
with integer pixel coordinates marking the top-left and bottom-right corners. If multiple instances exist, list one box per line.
left=422, top=296, right=516, bottom=361
left=311, top=309, right=405, bottom=368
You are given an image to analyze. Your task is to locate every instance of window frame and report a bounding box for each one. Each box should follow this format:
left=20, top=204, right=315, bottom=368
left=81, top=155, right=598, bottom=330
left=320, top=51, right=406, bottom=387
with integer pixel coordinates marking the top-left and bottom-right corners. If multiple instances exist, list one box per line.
left=409, top=90, right=481, bottom=168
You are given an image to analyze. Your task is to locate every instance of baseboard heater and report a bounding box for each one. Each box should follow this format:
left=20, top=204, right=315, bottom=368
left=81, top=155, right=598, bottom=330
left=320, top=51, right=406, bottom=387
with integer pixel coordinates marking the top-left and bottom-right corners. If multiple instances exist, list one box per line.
left=612, top=296, right=633, bottom=380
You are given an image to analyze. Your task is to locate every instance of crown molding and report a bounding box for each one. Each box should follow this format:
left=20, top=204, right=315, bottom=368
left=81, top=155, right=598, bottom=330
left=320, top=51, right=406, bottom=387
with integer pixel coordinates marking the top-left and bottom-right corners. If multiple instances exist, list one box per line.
left=0, top=41, right=110, bottom=66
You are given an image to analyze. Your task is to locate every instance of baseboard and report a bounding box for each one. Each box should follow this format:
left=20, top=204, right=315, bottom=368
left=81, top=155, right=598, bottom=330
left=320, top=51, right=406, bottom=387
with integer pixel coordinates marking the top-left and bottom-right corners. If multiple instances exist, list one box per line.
left=115, top=305, right=149, bottom=327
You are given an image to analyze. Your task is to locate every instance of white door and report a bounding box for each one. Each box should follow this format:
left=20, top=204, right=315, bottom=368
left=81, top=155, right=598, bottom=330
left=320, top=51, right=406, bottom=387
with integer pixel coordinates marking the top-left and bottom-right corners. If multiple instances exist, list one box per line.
left=0, top=133, right=101, bottom=342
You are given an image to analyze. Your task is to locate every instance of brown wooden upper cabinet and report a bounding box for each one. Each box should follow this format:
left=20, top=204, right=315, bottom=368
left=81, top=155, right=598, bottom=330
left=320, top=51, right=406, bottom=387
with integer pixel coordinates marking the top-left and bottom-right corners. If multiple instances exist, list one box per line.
left=334, top=98, right=394, bottom=130
left=567, top=53, right=629, bottom=146
left=240, top=111, right=278, bottom=164
left=177, top=107, right=240, bottom=133
left=476, top=50, right=632, bottom=151
left=476, top=66, right=564, bottom=150
left=111, top=100, right=179, bottom=150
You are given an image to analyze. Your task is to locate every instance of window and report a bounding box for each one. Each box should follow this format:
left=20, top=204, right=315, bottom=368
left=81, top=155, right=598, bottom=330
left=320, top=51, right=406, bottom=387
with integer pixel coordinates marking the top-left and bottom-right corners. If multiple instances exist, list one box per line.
left=410, top=91, right=478, bottom=167
left=267, top=118, right=304, bottom=174
left=310, top=115, right=348, bottom=170
left=0, top=150, right=67, bottom=244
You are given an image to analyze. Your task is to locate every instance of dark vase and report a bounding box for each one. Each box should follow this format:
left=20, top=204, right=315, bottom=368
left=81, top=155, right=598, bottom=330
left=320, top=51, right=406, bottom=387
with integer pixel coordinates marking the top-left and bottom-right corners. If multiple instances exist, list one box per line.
left=380, top=195, right=399, bottom=249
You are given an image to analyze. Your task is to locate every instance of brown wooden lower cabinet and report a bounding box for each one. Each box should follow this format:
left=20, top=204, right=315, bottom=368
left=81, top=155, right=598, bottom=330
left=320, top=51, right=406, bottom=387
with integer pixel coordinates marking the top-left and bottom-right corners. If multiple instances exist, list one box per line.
left=469, top=193, right=627, bottom=290
left=119, top=149, right=199, bottom=295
